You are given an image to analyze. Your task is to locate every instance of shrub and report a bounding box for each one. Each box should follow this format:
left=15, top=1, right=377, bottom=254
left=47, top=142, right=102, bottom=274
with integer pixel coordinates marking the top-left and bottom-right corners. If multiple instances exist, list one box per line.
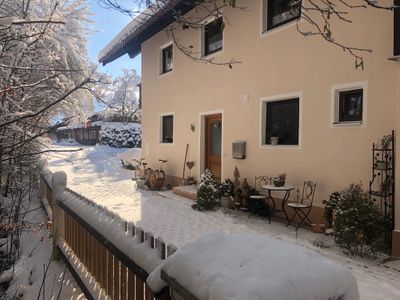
left=99, top=125, right=141, bottom=148
left=121, top=159, right=138, bottom=170
left=194, top=169, right=218, bottom=210
left=333, top=183, right=385, bottom=257
left=323, top=191, right=341, bottom=228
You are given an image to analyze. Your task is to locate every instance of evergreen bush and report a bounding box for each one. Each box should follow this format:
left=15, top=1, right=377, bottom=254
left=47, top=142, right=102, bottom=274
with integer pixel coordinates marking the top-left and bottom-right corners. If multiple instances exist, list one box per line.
left=194, top=169, right=218, bottom=210
left=333, top=183, right=385, bottom=257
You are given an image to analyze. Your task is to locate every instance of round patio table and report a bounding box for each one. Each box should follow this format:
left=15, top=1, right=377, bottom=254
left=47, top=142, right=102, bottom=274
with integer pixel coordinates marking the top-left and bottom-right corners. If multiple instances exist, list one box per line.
left=262, top=184, right=295, bottom=222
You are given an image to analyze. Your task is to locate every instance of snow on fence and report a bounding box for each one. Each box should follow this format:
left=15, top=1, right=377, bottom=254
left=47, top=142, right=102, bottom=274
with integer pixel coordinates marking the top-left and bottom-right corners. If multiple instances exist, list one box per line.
left=39, top=171, right=174, bottom=300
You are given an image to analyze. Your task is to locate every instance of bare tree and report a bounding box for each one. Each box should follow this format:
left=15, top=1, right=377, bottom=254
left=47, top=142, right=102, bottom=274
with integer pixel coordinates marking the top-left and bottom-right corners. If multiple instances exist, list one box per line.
left=99, top=0, right=398, bottom=69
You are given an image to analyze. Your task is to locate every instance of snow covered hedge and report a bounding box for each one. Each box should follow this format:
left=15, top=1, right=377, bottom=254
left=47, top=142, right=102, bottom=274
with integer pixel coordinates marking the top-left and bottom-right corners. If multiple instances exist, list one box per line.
left=99, top=123, right=141, bottom=148
left=149, top=233, right=360, bottom=300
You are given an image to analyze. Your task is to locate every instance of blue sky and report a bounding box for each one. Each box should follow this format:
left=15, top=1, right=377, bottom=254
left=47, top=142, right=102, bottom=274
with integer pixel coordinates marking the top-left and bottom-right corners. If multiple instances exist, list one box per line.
left=88, top=0, right=142, bottom=77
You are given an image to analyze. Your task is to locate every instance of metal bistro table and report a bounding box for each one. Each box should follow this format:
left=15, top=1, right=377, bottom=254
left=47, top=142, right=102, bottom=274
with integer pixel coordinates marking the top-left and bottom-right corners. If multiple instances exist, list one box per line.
left=262, top=184, right=295, bottom=222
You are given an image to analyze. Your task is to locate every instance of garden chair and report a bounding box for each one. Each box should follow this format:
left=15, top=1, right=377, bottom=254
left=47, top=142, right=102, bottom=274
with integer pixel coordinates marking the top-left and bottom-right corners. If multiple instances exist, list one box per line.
left=248, top=176, right=272, bottom=223
left=286, top=181, right=317, bottom=231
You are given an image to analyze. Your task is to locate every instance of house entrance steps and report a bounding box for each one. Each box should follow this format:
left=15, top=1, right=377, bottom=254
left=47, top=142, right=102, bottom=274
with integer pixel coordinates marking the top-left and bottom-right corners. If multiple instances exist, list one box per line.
left=172, top=185, right=197, bottom=201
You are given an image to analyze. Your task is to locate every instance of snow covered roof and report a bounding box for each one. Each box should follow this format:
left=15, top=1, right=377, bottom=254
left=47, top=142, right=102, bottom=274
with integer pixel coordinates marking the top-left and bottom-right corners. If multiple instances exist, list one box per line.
left=98, top=0, right=196, bottom=65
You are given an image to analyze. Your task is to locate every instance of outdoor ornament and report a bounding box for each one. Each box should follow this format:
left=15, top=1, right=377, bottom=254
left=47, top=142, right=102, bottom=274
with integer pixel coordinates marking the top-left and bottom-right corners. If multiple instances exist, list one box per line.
left=186, top=161, right=195, bottom=177
left=234, top=166, right=241, bottom=192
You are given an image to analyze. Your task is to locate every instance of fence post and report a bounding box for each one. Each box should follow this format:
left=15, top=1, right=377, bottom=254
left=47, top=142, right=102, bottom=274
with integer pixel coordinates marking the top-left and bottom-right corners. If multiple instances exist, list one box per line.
left=52, top=171, right=67, bottom=258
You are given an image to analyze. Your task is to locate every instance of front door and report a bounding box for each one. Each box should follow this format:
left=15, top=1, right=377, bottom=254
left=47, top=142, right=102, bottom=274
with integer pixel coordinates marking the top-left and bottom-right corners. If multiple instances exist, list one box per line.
left=205, top=114, right=222, bottom=182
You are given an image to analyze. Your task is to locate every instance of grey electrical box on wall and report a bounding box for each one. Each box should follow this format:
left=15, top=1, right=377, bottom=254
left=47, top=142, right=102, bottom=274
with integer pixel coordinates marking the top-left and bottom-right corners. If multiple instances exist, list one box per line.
left=232, top=141, right=246, bottom=159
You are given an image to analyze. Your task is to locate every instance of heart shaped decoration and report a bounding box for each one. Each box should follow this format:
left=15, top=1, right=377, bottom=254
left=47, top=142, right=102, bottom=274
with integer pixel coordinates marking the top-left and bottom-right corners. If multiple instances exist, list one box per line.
left=186, top=161, right=195, bottom=169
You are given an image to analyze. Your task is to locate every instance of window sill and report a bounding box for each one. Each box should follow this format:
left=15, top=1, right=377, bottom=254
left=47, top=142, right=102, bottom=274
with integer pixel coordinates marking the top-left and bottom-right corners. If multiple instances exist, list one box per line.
left=332, top=121, right=364, bottom=128
left=261, top=19, right=298, bottom=38
left=202, top=48, right=223, bottom=60
left=260, top=144, right=300, bottom=150
left=160, top=142, right=174, bottom=145
left=388, top=55, right=400, bottom=62
left=159, top=69, right=173, bottom=78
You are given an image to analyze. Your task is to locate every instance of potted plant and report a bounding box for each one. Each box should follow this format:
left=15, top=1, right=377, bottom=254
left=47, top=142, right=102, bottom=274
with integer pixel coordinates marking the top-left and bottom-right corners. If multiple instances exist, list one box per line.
left=185, top=176, right=196, bottom=185
left=374, top=160, right=388, bottom=170
left=269, top=129, right=279, bottom=145
left=134, top=159, right=147, bottom=189
left=379, top=134, right=392, bottom=150
left=273, top=173, right=286, bottom=187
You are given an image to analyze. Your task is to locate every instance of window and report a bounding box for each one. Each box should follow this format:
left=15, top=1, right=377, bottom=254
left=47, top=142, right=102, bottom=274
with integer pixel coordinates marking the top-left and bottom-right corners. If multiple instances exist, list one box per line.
left=338, top=89, right=363, bottom=122
left=161, top=115, right=173, bottom=143
left=204, top=17, right=223, bottom=56
left=332, top=83, right=366, bottom=126
left=394, top=0, right=400, bottom=55
left=264, top=98, right=299, bottom=145
left=161, top=44, right=173, bottom=74
left=265, top=0, right=301, bottom=31
left=137, top=83, right=142, bottom=108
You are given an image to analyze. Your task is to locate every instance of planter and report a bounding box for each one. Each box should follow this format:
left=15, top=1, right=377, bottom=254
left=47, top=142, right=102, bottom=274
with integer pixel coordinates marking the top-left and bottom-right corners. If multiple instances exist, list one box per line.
left=270, top=136, right=279, bottom=145
left=374, top=161, right=388, bottom=170
left=136, top=179, right=146, bottom=189
left=311, top=223, right=326, bottom=234
left=273, top=178, right=285, bottom=187
left=148, top=169, right=165, bottom=190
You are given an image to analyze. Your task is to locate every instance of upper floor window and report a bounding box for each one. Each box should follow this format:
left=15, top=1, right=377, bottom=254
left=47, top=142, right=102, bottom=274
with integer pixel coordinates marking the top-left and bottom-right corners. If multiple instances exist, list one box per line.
left=264, top=0, right=301, bottom=31
left=331, top=81, right=367, bottom=126
left=204, top=17, right=223, bottom=56
left=161, top=44, right=173, bottom=74
left=394, top=0, right=400, bottom=56
left=137, top=83, right=142, bottom=108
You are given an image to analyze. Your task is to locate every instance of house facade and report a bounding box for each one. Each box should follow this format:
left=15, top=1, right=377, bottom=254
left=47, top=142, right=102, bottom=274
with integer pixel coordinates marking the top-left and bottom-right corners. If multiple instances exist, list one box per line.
left=99, top=0, right=400, bottom=256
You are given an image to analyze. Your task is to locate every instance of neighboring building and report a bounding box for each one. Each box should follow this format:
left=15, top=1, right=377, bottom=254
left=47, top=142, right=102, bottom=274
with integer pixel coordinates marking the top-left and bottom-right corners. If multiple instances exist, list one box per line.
left=56, top=111, right=142, bottom=147
left=55, top=122, right=101, bottom=146
left=99, top=1, right=400, bottom=256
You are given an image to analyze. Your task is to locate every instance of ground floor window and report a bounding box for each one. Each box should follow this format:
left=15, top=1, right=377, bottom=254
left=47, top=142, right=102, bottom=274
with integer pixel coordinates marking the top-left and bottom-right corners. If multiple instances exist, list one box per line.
left=161, top=115, right=174, bottom=143
left=338, top=89, right=363, bottom=122
left=332, top=82, right=366, bottom=126
left=263, top=98, right=299, bottom=145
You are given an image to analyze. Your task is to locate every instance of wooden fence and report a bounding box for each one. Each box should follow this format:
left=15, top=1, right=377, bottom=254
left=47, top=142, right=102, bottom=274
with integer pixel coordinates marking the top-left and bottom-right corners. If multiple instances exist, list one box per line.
left=40, top=173, right=173, bottom=300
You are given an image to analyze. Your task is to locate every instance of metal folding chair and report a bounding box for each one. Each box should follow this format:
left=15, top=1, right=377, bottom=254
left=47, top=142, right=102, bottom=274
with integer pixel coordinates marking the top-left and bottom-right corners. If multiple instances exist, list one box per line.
left=249, top=176, right=272, bottom=223
left=286, top=181, right=317, bottom=231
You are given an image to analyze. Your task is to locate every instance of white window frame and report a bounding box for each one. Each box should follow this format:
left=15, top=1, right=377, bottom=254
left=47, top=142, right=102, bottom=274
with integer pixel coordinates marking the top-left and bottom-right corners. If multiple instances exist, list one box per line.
left=159, top=112, right=175, bottom=144
left=201, top=15, right=224, bottom=58
left=159, top=41, right=174, bottom=77
left=331, top=81, right=367, bottom=128
left=260, top=92, right=303, bottom=149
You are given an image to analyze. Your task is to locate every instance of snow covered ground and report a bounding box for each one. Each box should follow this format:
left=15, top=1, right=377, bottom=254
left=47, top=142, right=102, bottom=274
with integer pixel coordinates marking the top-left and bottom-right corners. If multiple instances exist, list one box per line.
left=1, top=193, right=84, bottom=300
left=47, top=144, right=400, bottom=300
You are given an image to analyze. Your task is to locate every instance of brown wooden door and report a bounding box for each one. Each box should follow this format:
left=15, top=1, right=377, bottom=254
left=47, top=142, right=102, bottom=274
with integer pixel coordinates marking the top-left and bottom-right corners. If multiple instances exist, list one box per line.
left=205, top=114, right=222, bottom=182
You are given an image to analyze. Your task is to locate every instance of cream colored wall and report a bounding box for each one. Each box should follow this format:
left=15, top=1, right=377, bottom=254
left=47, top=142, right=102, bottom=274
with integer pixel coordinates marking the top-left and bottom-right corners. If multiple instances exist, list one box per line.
left=140, top=0, right=398, bottom=208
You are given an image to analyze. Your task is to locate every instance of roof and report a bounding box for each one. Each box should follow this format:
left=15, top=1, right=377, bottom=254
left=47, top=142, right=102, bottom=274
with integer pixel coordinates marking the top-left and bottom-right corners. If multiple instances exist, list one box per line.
left=98, top=0, right=196, bottom=65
